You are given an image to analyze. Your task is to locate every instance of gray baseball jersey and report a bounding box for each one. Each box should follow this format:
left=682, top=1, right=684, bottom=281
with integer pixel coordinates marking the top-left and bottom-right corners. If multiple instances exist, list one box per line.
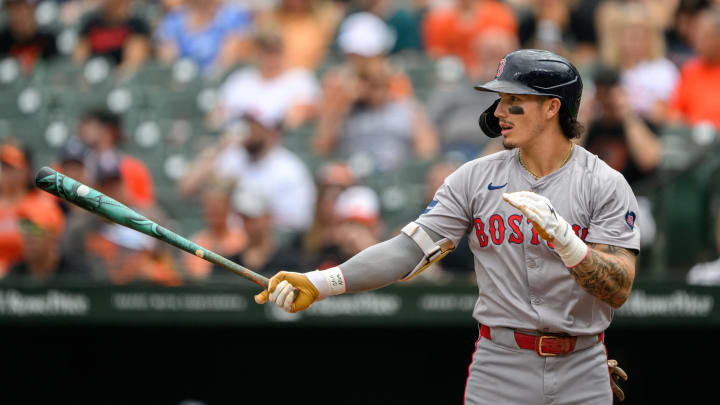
left=416, top=145, right=641, bottom=336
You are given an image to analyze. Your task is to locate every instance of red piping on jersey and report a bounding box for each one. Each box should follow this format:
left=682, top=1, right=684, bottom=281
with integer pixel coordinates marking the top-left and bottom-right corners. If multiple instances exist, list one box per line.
left=464, top=327, right=484, bottom=404
left=602, top=335, right=613, bottom=397
left=337, top=266, right=348, bottom=293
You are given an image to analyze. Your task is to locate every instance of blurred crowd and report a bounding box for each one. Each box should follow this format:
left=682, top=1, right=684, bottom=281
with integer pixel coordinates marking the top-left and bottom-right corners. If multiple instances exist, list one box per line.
left=1, top=0, right=720, bottom=285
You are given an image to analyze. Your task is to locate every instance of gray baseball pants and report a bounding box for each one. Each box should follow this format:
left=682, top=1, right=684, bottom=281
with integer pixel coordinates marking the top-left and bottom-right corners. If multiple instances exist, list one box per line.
left=464, top=326, right=612, bottom=405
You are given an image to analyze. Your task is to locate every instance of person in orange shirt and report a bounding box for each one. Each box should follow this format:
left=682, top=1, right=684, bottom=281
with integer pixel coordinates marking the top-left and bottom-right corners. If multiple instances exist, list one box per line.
left=423, top=0, right=518, bottom=70
left=0, top=143, right=65, bottom=277
left=7, top=195, right=67, bottom=281
left=256, top=0, right=343, bottom=71
left=183, top=184, right=248, bottom=280
left=0, top=0, right=58, bottom=75
left=75, top=109, right=155, bottom=209
left=84, top=160, right=178, bottom=285
left=669, top=7, right=720, bottom=130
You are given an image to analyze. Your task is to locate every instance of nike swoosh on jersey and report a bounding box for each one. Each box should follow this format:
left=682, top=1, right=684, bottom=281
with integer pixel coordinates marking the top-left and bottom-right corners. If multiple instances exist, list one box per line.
left=488, top=182, right=508, bottom=190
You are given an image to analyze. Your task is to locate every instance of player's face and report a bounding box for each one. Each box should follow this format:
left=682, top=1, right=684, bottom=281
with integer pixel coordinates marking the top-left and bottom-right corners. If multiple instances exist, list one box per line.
left=494, top=93, right=547, bottom=149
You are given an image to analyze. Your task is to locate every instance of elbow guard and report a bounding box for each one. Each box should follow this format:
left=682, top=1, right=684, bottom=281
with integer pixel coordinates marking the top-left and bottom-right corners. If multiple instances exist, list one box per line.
left=400, top=222, right=455, bottom=280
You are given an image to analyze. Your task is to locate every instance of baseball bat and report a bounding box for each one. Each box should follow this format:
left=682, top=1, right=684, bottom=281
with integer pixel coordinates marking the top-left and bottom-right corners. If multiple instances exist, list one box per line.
left=35, top=166, right=269, bottom=289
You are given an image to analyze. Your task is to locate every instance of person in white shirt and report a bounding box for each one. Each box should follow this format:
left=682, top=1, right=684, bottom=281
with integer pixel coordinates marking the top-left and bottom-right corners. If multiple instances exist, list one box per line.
left=211, top=28, right=320, bottom=130
left=179, top=112, right=316, bottom=232
left=597, top=1, right=679, bottom=123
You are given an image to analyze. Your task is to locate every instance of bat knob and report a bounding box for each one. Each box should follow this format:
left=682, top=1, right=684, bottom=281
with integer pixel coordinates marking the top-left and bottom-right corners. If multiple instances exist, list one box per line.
left=35, top=166, right=57, bottom=188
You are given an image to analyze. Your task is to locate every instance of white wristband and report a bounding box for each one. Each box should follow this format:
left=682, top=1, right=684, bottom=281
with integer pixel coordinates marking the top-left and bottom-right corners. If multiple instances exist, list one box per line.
left=553, top=222, right=589, bottom=268
left=305, top=267, right=347, bottom=300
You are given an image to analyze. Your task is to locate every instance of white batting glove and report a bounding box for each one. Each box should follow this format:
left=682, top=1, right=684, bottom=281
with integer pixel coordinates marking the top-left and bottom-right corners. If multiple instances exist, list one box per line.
left=255, top=268, right=346, bottom=313
left=502, top=191, right=588, bottom=267
left=268, top=280, right=297, bottom=312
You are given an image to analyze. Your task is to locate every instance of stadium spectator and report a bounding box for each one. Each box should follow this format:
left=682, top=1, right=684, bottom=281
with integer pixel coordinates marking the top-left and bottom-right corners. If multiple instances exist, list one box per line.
left=55, top=137, right=90, bottom=188
left=583, top=68, right=660, bottom=247
left=321, top=11, right=415, bottom=102
left=314, top=12, right=438, bottom=172
left=255, top=0, right=343, bottom=70
left=597, top=2, right=679, bottom=123
left=232, top=190, right=300, bottom=275
left=566, top=0, right=602, bottom=65
left=6, top=198, right=68, bottom=281
left=0, top=0, right=58, bottom=74
left=687, top=208, right=720, bottom=285
left=423, top=0, right=517, bottom=70
left=302, top=161, right=357, bottom=270
left=75, top=109, right=155, bottom=210
left=665, top=0, right=706, bottom=67
left=0, top=144, right=65, bottom=277
left=72, top=0, right=151, bottom=74
left=55, top=139, right=96, bottom=275
left=212, top=29, right=320, bottom=131
left=84, top=159, right=179, bottom=285
left=427, top=28, right=518, bottom=159
left=156, top=0, right=253, bottom=76
left=179, top=113, right=316, bottom=232
left=583, top=68, right=661, bottom=188
left=358, top=0, right=428, bottom=54
left=669, top=6, right=720, bottom=130
left=324, top=186, right=383, bottom=266
left=183, top=183, right=248, bottom=280
left=513, top=0, right=572, bottom=55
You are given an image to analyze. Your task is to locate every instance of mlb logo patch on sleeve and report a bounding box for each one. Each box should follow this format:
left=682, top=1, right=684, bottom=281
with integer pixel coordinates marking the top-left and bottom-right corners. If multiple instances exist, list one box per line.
left=625, top=211, right=636, bottom=230
left=424, top=200, right=439, bottom=214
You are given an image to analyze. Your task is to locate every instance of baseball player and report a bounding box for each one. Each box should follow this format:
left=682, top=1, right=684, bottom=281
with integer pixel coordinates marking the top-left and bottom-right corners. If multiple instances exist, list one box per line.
left=256, top=49, right=639, bottom=404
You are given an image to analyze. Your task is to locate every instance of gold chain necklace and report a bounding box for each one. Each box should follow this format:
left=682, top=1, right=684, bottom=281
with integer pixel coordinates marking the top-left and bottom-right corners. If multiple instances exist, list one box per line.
left=519, top=143, right=574, bottom=179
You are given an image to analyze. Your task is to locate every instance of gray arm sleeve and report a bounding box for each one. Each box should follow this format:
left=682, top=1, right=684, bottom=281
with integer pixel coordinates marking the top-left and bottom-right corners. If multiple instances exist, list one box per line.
left=340, top=225, right=445, bottom=293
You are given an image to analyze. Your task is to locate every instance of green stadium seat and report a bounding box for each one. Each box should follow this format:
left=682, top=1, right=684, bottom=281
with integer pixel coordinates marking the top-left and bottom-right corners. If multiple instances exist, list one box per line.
left=391, top=52, right=436, bottom=102
left=0, top=58, right=28, bottom=92
left=10, top=114, right=47, bottom=149
left=144, top=87, right=204, bottom=120
left=654, top=126, right=720, bottom=274
left=125, top=63, right=174, bottom=89
left=43, top=60, right=82, bottom=89
left=0, top=89, right=27, bottom=119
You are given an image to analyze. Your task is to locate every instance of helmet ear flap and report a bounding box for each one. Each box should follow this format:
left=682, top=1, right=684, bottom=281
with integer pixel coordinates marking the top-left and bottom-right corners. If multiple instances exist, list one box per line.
left=478, top=98, right=501, bottom=138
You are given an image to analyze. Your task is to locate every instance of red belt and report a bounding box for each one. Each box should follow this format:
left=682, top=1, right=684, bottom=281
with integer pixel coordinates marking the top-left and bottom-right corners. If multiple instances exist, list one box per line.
left=480, top=324, right=604, bottom=357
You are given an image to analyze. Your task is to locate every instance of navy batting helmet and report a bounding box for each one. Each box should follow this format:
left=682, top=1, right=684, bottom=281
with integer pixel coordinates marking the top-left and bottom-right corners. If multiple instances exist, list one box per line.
left=475, top=49, right=583, bottom=138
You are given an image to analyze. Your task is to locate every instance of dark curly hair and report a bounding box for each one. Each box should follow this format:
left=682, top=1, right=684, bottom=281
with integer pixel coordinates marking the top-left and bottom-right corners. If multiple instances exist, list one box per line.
left=559, top=108, right=585, bottom=139
left=538, top=96, right=585, bottom=139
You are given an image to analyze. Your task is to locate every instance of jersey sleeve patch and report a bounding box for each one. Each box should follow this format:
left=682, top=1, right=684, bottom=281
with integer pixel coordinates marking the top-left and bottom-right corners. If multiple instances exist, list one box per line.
left=625, top=211, right=636, bottom=230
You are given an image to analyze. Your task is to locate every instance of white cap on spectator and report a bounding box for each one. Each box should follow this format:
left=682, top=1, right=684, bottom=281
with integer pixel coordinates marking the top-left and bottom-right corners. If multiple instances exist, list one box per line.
left=232, top=189, right=271, bottom=218
left=338, top=12, right=395, bottom=57
left=334, top=186, right=380, bottom=225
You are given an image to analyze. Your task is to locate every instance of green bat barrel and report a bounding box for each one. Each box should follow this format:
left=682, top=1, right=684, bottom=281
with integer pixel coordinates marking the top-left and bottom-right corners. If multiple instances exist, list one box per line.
left=35, top=166, right=269, bottom=289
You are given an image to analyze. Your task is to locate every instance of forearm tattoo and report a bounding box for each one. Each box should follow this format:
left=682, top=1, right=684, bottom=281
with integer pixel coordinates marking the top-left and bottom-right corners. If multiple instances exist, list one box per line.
left=567, top=243, right=636, bottom=308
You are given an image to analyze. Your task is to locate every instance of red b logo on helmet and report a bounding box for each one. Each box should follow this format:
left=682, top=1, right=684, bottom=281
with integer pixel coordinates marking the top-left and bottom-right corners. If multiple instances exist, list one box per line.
left=496, top=58, right=506, bottom=78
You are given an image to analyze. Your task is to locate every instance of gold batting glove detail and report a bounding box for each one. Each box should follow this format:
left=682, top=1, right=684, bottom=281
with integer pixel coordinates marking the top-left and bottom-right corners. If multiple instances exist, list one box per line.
left=529, top=219, right=554, bottom=242
left=503, top=191, right=588, bottom=267
left=503, top=191, right=562, bottom=243
left=254, top=271, right=320, bottom=313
